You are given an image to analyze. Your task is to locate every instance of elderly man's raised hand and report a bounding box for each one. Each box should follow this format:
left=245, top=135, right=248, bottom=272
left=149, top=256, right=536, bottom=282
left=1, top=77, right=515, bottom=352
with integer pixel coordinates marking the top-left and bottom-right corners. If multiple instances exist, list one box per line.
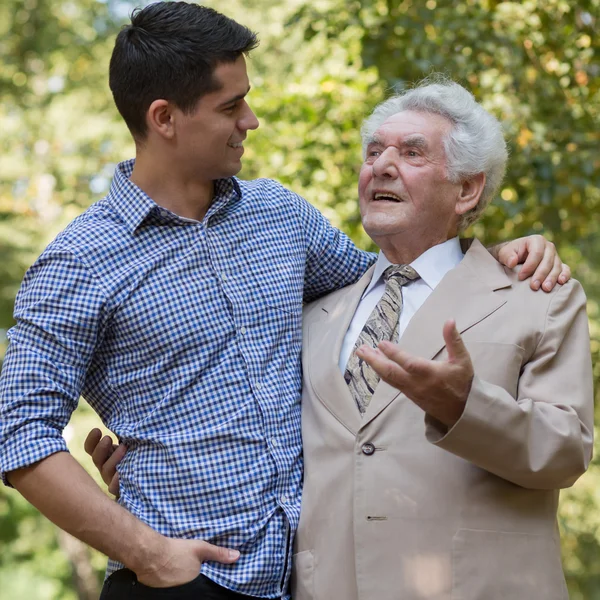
left=491, top=235, right=570, bottom=291
left=357, top=320, right=474, bottom=428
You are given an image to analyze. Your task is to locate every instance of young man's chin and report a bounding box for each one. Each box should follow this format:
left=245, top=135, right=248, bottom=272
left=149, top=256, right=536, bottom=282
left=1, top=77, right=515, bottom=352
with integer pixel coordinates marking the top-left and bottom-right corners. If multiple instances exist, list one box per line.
left=226, top=159, right=244, bottom=178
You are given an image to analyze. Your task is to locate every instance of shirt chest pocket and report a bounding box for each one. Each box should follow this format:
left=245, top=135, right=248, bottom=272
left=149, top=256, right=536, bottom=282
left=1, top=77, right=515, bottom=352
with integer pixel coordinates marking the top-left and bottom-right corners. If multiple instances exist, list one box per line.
left=252, top=255, right=305, bottom=316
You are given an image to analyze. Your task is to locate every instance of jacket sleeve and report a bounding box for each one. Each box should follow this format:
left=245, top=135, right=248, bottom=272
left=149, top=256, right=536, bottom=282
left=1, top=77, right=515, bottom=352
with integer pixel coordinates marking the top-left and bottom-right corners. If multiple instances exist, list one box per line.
left=426, top=280, right=594, bottom=489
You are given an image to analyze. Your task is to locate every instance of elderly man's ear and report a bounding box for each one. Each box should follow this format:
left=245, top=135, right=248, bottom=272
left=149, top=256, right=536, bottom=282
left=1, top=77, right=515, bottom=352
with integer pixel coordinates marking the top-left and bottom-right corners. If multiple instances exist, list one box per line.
left=455, top=172, right=486, bottom=216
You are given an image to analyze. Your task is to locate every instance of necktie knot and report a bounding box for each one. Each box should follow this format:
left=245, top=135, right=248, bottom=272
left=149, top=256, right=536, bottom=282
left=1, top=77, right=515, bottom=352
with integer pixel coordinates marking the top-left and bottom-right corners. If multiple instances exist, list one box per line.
left=383, top=264, right=420, bottom=287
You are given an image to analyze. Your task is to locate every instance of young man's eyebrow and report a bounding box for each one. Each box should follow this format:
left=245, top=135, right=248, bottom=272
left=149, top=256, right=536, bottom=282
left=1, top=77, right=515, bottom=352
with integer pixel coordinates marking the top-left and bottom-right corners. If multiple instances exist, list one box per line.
left=217, top=86, right=251, bottom=108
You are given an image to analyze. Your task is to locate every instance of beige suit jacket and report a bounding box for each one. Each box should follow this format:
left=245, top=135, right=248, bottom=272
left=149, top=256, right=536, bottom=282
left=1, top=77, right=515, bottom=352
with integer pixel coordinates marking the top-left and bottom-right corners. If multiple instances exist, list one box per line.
left=292, top=239, right=593, bottom=600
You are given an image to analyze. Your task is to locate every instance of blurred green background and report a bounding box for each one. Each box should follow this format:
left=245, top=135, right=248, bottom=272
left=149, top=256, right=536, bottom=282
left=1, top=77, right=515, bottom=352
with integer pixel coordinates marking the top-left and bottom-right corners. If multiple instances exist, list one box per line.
left=0, top=0, right=599, bottom=597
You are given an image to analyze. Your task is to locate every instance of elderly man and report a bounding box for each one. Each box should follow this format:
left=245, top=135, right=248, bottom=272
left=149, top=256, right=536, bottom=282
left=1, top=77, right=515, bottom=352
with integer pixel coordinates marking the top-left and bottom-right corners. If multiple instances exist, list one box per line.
left=292, top=78, right=593, bottom=600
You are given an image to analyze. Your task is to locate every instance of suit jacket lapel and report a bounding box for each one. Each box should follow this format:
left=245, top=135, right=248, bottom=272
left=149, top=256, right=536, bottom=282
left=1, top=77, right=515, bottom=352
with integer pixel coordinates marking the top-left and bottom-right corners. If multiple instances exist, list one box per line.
left=361, top=239, right=512, bottom=427
left=306, top=265, right=376, bottom=434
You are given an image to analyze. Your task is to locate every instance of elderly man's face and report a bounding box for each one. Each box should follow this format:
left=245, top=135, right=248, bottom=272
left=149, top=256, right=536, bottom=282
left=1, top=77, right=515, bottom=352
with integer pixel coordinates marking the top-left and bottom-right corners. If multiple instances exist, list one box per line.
left=358, top=110, right=464, bottom=248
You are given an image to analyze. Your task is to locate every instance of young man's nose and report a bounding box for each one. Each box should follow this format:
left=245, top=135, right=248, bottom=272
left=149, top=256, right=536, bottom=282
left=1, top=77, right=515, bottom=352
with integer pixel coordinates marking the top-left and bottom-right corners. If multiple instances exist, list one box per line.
left=239, top=101, right=259, bottom=131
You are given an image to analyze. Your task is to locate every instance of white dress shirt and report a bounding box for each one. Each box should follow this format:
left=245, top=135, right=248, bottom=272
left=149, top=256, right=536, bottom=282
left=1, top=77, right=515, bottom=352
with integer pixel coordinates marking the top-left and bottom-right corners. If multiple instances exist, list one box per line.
left=339, top=237, right=464, bottom=372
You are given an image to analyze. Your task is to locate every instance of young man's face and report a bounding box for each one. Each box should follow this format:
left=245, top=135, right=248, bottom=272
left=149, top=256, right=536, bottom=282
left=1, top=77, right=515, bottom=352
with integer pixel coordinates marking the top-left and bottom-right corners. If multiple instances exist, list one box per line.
left=173, top=55, right=259, bottom=182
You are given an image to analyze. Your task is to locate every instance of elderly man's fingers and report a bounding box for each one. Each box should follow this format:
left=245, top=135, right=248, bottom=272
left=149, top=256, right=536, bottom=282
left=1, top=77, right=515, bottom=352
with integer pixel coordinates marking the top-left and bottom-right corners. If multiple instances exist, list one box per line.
left=356, top=344, right=410, bottom=386
left=108, top=473, right=121, bottom=498
left=101, top=443, right=127, bottom=489
left=442, top=320, right=470, bottom=366
left=90, top=435, right=117, bottom=483
left=84, top=428, right=103, bottom=456
left=516, top=235, right=547, bottom=283
left=375, top=341, right=432, bottom=377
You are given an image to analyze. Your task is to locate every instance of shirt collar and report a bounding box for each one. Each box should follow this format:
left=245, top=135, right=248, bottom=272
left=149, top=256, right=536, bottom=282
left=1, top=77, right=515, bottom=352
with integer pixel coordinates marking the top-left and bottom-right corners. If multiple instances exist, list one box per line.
left=106, top=159, right=241, bottom=234
left=364, top=237, right=464, bottom=296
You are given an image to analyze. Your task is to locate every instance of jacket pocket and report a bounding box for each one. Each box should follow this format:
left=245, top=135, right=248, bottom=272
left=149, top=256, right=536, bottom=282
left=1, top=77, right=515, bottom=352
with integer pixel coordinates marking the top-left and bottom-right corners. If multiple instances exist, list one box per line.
left=451, top=529, right=568, bottom=600
left=291, top=549, right=315, bottom=600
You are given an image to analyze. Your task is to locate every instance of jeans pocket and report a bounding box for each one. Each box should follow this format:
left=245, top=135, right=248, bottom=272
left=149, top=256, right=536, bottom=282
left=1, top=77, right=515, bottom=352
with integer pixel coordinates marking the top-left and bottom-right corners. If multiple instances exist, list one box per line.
left=100, top=569, right=137, bottom=600
left=133, top=573, right=204, bottom=599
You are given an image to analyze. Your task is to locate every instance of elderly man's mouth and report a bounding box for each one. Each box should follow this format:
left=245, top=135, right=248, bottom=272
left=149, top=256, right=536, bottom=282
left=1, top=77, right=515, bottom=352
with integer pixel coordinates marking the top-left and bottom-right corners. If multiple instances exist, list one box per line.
left=373, top=192, right=403, bottom=202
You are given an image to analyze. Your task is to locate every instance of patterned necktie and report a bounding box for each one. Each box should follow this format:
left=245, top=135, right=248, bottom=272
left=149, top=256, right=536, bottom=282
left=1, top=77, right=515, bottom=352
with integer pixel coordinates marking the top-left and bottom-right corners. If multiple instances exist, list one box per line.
left=344, top=264, right=420, bottom=414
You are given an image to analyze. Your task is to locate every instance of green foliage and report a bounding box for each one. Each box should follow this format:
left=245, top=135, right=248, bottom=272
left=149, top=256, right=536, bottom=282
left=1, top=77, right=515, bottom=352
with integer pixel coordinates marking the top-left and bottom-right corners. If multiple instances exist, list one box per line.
left=0, top=0, right=598, bottom=597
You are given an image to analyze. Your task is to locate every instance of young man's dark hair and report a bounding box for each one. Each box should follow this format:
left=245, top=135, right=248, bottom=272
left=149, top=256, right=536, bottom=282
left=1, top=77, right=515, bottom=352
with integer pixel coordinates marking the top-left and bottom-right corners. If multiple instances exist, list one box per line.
left=109, top=1, right=258, bottom=140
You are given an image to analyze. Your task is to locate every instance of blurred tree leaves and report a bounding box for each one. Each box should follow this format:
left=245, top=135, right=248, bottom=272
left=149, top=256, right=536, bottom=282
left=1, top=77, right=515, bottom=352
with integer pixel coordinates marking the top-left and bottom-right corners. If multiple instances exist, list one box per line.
left=0, top=0, right=599, bottom=597
left=0, top=0, right=133, bottom=324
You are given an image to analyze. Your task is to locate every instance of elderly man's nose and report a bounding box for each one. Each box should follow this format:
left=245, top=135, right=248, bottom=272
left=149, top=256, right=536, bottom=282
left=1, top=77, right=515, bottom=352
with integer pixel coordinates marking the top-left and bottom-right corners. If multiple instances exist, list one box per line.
left=372, top=152, right=398, bottom=178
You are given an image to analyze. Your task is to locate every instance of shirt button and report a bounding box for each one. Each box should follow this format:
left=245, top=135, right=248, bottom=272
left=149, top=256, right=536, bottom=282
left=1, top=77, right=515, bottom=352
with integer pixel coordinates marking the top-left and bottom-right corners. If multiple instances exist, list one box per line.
left=256, top=383, right=262, bottom=391
left=221, top=273, right=227, bottom=281
left=281, top=495, right=288, bottom=504
left=271, top=438, right=278, bottom=447
left=240, top=326, right=247, bottom=335
left=361, top=443, right=375, bottom=456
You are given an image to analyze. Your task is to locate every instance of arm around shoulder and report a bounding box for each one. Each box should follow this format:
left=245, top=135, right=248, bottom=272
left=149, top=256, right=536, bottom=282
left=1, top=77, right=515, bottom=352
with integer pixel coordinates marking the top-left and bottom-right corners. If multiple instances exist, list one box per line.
left=289, top=190, right=374, bottom=301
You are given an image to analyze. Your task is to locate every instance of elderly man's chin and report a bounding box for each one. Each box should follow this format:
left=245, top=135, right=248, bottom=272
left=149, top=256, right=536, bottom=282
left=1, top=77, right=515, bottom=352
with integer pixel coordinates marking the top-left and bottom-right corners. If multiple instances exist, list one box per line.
left=360, top=208, right=413, bottom=241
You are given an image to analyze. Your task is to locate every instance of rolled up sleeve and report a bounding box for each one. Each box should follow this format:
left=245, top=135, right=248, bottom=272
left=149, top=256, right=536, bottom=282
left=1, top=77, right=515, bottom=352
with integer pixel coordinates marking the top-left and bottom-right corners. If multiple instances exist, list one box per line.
left=0, top=247, right=109, bottom=485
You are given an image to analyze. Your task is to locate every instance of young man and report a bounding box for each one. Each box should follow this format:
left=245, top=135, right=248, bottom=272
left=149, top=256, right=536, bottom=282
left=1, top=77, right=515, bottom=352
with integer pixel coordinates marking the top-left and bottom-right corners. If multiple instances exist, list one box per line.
left=1, top=4, right=568, bottom=600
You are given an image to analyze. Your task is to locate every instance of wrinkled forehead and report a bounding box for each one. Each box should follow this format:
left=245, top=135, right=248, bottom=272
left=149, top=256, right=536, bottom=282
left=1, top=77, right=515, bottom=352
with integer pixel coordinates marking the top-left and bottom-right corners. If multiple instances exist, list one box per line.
left=371, top=110, right=453, bottom=145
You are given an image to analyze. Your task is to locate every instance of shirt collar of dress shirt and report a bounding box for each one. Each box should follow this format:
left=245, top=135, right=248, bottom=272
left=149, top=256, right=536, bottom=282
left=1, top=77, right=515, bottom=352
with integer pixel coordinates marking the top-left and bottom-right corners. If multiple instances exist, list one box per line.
left=363, top=236, right=464, bottom=296
left=107, top=159, right=241, bottom=234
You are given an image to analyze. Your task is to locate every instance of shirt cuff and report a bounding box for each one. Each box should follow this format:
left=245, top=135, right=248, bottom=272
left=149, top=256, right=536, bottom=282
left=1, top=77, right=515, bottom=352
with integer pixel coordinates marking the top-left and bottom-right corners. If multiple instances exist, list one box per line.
left=0, top=424, right=69, bottom=487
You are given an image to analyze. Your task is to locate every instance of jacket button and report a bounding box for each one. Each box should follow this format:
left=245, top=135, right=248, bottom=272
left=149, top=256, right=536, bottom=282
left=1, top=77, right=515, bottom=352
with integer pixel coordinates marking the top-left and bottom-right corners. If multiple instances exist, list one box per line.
left=361, top=443, right=375, bottom=456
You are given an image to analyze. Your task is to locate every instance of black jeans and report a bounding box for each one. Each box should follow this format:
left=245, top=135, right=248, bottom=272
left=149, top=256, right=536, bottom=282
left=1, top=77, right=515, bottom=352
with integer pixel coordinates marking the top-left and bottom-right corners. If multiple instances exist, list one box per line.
left=99, top=569, right=267, bottom=600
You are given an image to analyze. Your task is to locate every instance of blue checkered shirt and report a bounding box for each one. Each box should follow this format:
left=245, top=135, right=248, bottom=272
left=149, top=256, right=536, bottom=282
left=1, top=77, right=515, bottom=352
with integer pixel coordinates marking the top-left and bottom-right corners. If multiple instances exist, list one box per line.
left=0, top=160, right=374, bottom=598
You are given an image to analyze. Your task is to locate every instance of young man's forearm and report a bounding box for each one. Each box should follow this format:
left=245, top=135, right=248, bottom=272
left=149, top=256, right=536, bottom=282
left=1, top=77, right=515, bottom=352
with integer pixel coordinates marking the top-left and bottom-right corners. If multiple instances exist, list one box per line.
left=7, top=451, right=165, bottom=575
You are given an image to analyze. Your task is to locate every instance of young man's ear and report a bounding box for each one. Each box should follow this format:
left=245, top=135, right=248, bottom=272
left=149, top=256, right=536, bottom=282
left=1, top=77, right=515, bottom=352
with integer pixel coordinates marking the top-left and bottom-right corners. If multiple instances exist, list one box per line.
left=146, top=99, right=176, bottom=140
left=455, top=172, right=486, bottom=216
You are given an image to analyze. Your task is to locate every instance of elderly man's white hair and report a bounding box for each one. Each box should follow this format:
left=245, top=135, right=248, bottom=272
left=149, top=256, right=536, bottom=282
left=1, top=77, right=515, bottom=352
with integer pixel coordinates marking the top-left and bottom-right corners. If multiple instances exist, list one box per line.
left=361, top=75, right=508, bottom=231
